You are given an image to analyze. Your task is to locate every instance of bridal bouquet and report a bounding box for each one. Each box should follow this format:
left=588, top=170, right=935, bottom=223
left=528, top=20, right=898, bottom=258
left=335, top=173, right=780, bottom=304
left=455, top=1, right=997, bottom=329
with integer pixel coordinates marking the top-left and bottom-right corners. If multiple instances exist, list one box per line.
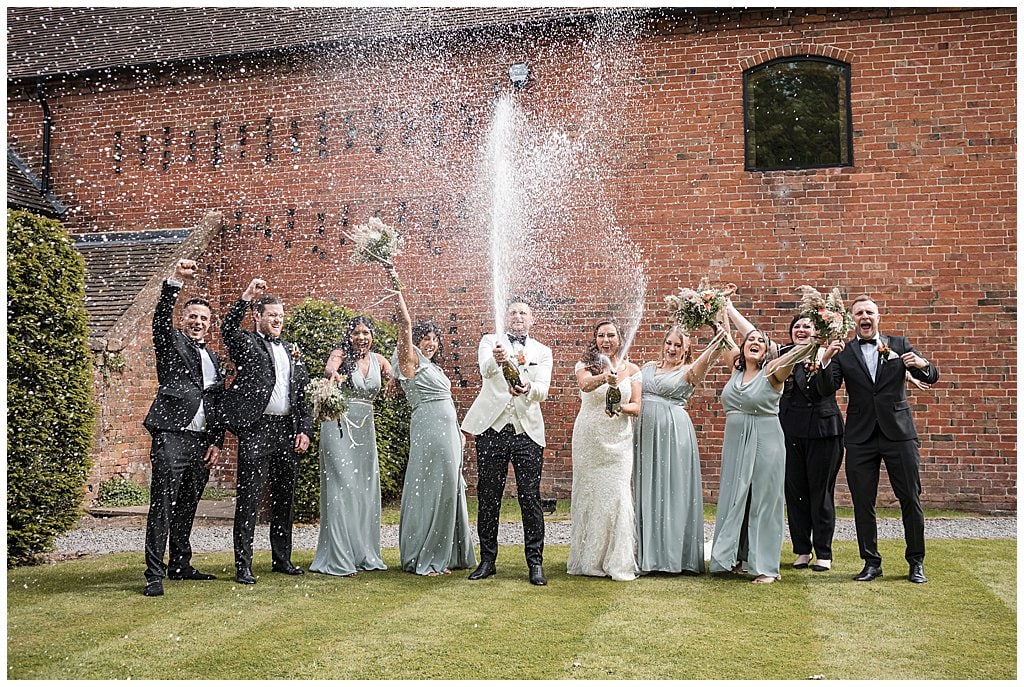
left=346, top=217, right=404, bottom=269
left=665, top=278, right=729, bottom=336
left=306, top=377, right=350, bottom=423
left=797, top=285, right=854, bottom=376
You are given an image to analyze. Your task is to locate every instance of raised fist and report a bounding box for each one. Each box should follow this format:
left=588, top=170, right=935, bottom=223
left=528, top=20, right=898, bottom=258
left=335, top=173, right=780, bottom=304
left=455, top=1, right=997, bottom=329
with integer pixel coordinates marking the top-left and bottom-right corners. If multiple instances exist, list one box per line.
left=243, top=278, right=268, bottom=300
left=174, top=259, right=199, bottom=281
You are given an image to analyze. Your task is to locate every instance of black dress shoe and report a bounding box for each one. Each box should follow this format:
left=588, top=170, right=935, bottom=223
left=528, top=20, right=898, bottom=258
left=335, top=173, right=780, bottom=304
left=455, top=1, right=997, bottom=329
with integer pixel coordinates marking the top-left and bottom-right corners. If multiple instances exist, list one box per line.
left=235, top=569, right=256, bottom=585
left=853, top=565, right=883, bottom=582
left=529, top=565, right=547, bottom=586
left=908, top=563, right=927, bottom=584
left=143, top=580, right=164, bottom=597
left=168, top=566, right=217, bottom=581
left=468, top=561, right=496, bottom=580
left=272, top=563, right=304, bottom=576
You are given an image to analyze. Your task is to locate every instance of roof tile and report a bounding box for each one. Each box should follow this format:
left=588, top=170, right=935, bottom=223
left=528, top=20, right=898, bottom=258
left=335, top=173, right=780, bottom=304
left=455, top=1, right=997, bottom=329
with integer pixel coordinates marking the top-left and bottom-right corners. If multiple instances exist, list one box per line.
left=72, top=230, right=188, bottom=337
left=7, top=7, right=604, bottom=80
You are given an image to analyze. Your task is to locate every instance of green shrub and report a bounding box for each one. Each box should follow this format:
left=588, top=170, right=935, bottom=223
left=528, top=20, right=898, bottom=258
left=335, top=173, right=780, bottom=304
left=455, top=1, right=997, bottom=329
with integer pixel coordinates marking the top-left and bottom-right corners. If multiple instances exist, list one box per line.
left=94, top=477, right=149, bottom=507
left=285, top=299, right=411, bottom=523
left=7, top=210, right=97, bottom=566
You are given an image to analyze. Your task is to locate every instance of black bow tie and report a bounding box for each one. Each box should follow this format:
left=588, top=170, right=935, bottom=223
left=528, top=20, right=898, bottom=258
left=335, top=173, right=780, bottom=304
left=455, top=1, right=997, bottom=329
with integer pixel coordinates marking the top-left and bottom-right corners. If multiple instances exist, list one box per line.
left=507, top=334, right=527, bottom=346
left=859, top=338, right=877, bottom=346
left=264, top=335, right=282, bottom=345
left=190, top=339, right=206, bottom=349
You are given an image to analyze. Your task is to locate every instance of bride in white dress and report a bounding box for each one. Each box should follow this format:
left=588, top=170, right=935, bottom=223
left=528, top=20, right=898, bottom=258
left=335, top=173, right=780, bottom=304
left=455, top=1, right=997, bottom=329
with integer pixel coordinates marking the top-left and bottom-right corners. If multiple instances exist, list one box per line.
left=567, top=320, right=642, bottom=581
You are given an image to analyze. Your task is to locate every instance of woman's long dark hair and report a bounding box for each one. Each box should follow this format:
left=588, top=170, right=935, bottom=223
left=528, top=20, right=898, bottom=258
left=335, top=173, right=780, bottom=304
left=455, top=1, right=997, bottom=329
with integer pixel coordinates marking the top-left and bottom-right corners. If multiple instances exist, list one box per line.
left=734, top=328, right=777, bottom=372
left=412, top=320, right=444, bottom=365
left=338, top=315, right=375, bottom=385
left=580, top=319, right=620, bottom=375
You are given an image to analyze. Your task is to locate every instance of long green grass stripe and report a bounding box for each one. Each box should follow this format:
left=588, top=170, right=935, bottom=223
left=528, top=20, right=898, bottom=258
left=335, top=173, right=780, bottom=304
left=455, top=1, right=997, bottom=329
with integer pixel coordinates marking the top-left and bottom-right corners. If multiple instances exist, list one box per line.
left=7, top=540, right=1016, bottom=679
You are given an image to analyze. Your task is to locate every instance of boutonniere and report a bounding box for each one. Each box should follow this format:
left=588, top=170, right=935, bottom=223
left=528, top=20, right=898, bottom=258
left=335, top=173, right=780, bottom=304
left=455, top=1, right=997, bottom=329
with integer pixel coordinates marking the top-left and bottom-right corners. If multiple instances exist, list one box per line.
left=516, top=350, right=528, bottom=368
left=877, top=342, right=897, bottom=363
left=804, top=359, right=821, bottom=374
left=291, top=344, right=303, bottom=362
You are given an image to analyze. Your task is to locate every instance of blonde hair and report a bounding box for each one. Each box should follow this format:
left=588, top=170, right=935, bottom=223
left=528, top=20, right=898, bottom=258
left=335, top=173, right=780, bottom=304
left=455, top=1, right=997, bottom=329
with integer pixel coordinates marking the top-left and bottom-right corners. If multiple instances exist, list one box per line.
left=664, top=325, right=694, bottom=366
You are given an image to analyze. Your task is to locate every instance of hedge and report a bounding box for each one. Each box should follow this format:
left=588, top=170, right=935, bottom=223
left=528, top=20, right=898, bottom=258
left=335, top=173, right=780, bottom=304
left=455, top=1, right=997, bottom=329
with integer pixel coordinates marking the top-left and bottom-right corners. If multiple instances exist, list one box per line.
left=284, top=299, right=411, bottom=523
left=7, top=210, right=97, bottom=566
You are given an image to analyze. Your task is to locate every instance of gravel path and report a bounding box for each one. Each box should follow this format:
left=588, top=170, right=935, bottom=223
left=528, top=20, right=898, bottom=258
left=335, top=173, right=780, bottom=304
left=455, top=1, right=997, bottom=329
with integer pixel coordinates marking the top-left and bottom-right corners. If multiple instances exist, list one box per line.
left=55, top=517, right=1016, bottom=556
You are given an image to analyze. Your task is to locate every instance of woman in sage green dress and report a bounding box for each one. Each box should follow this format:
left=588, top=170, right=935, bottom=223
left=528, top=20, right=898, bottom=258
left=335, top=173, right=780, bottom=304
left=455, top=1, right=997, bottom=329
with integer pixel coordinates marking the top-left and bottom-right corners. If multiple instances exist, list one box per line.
left=709, top=322, right=815, bottom=584
left=389, top=272, right=476, bottom=576
left=310, top=316, right=392, bottom=577
left=633, top=325, right=728, bottom=574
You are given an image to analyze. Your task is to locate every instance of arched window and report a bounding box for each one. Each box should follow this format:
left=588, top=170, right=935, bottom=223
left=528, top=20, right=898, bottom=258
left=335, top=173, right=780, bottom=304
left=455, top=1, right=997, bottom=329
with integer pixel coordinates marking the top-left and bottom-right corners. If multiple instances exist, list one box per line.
left=744, top=56, right=852, bottom=171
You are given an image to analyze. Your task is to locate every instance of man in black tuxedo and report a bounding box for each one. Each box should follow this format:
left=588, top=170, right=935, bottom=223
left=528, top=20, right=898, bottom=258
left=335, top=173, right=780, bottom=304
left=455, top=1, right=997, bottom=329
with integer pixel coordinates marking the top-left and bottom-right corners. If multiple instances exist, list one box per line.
left=222, top=278, right=311, bottom=584
left=142, top=259, right=226, bottom=597
left=819, top=295, right=939, bottom=583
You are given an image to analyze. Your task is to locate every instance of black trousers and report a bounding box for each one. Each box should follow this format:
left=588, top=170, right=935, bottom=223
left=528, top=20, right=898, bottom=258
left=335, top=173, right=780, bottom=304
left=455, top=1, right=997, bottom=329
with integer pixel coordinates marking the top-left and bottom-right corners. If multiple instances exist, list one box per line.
left=233, top=416, right=299, bottom=572
left=845, top=426, right=925, bottom=567
left=474, top=425, right=545, bottom=566
left=144, top=430, right=211, bottom=582
left=784, top=435, right=843, bottom=560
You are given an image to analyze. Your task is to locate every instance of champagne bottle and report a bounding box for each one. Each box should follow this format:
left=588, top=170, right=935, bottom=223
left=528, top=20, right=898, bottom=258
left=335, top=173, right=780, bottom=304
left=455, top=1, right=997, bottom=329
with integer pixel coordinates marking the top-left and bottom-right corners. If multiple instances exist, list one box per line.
left=502, top=359, right=523, bottom=390
left=605, top=374, right=622, bottom=415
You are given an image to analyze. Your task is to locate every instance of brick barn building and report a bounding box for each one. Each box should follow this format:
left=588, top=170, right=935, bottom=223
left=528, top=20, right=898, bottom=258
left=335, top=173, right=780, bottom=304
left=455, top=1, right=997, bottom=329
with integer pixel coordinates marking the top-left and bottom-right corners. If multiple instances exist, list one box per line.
left=6, top=7, right=1015, bottom=513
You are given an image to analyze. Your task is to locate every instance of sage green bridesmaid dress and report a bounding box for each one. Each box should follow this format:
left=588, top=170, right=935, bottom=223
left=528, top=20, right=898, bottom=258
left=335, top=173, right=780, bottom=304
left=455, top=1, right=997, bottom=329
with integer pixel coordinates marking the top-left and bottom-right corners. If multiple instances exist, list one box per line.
left=709, top=369, right=786, bottom=578
left=633, top=363, right=705, bottom=574
left=310, top=352, right=386, bottom=576
left=392, top=347, right=476, bottom=575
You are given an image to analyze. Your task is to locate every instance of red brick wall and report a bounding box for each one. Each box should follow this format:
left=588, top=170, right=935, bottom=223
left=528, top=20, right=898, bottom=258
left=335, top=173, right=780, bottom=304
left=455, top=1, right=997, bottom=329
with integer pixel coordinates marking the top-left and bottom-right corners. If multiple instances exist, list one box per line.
left=84, top=237, right=233, bottom=496
left=89, top=339, right=154, bottom=496
left=8, top=8, right=1015, bottom=512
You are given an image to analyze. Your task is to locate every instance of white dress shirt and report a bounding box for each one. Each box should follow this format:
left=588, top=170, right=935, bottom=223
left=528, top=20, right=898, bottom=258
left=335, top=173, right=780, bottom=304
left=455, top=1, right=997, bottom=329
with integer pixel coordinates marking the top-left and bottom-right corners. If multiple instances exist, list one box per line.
left=860, top=338, right=879, bottom=382
left=185, top=346, right=219, bottom=431
left=263, top=338, right=292, bottom=415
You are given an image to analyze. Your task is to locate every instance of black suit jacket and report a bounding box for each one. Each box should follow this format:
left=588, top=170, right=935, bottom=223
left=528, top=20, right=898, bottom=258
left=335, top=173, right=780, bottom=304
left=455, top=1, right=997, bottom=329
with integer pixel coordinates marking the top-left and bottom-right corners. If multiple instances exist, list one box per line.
left=817, top=333, right=939, bottom=444
left=143, top=281, right=225, bottom=446
left=779, top=345, right=843, bottom=439
left=221, top=297, right=312, bottom=437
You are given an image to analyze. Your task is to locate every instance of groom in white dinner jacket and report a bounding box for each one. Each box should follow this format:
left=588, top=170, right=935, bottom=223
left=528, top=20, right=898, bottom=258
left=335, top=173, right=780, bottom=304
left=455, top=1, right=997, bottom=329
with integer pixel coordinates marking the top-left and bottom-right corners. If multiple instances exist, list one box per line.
left=461, top=300, right=553, bottom=585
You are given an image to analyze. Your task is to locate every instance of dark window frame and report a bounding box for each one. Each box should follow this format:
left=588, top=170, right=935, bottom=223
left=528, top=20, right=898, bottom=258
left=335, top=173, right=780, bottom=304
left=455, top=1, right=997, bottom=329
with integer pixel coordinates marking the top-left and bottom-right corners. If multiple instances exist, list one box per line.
left=743, top=55, right=854, bottom=172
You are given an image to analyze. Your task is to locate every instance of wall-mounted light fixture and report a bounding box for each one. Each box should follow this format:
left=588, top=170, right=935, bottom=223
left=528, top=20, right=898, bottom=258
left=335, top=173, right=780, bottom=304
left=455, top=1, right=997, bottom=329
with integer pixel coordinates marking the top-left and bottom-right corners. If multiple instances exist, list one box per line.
left=508, top=63, right=530, bottom=89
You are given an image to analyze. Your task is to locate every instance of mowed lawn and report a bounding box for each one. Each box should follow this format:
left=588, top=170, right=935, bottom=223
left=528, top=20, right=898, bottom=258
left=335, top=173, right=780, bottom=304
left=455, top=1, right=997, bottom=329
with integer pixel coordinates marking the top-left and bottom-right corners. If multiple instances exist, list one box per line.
left=7, top=539, right=1015, bottom=680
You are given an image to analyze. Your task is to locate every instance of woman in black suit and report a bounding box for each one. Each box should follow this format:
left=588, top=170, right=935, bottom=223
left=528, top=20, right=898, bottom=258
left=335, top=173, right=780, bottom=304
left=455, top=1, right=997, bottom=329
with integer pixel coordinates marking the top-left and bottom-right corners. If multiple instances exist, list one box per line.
left=778, top=316, right=844, bottom=572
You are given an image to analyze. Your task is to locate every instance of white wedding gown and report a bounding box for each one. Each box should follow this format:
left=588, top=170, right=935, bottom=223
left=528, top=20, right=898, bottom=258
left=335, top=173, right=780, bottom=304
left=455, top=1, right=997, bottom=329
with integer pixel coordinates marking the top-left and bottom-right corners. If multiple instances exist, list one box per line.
left=566, top=362, right=639, bottom=581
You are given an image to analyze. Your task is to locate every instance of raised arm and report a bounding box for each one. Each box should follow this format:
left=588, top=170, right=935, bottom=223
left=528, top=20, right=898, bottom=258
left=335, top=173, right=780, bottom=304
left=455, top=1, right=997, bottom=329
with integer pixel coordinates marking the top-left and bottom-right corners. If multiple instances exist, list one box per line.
left=716, top=309, right=743, bottom=370
left=685, top=327, right=729, bottom=387
left=723, top=287, right=756, bottom=341
left=153, top=260, right=194, bottom=348
left=721, top=285, right=787, bottom=365
left=393, top=283, right=419, bottom=380
left=223, top=277, right=267, bottom=340
left=765, top=340, right=817, bottom=388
